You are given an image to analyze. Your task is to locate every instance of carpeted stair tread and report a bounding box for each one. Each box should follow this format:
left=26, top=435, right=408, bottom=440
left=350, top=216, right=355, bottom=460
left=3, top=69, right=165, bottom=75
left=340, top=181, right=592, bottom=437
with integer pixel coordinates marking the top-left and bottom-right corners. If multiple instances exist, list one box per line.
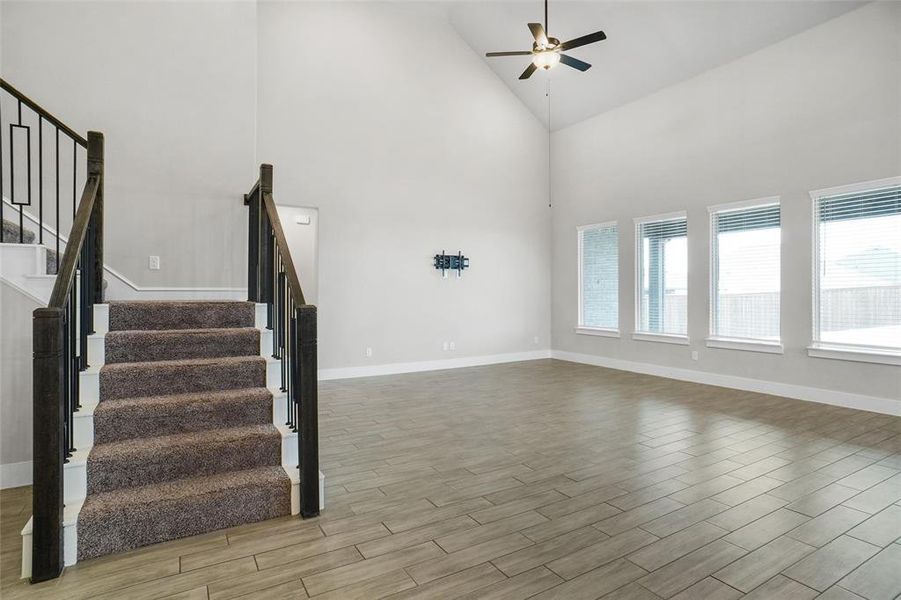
left=108, top=300, right=255, bottom=331
left=105, top=327, right=260, bottom=364
left=100, top=355, right=266, bottom=401
left=77, top=466, right=291, bottom=560
left=87, top=424, right=282, bottom=494
left=93, top=387, right=273, bottom=443
left=2, top=218, right=36, bottom=243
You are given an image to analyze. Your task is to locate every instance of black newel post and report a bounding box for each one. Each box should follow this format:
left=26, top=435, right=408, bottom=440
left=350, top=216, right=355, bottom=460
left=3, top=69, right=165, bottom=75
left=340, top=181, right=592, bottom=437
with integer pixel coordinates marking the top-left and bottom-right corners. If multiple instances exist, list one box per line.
left=31, top=308, right=66, bottom=582
left=298, top=305, right=320, bottom=518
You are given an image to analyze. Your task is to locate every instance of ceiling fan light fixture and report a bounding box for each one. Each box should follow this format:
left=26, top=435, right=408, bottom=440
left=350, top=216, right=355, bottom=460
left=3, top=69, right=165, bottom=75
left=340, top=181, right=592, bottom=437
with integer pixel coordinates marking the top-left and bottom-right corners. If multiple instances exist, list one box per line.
left=485, top=0, right=605, bottom=80
left=533, top=50, right=560, bottom=70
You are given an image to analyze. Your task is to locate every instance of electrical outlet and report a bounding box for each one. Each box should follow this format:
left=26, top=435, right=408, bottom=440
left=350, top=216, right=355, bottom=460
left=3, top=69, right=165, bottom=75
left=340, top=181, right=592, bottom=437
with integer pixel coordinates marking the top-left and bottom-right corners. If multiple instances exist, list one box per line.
left=449, top=341, right=456, bottom=351
left=533, top=336, right=540, bottom=345
left=442, top=341, right=449, bottom=351
left=148, top=255, right=160, bottom=270
left=691, top=350, right=699, bottom=361
left=365, top=347, right=372, bottom=358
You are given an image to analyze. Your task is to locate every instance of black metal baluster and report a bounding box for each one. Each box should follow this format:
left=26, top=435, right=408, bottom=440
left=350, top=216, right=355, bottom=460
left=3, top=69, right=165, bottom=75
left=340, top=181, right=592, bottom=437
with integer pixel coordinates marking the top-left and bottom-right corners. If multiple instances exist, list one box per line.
left=78, top=250, right=87, bottom=371
left=70, top=292, right=79, bottom=436
left=264, top=227, right=274, bottom=330
left=24, top=106, right=31, bottom=239
left=290, top=306, right=299, bottom=433
left=285, top=288, right=293, bottom=428
left=63, top=300, right=72, bottom=460
left=72, top=138, right=76, bottom=220
left=280, top=270, right=287, bottom=390
left=55, top=127, right=60, bottom=273
left=17, top=100, right=23, bottom=242
left=38, top=116, right=43, bottom=243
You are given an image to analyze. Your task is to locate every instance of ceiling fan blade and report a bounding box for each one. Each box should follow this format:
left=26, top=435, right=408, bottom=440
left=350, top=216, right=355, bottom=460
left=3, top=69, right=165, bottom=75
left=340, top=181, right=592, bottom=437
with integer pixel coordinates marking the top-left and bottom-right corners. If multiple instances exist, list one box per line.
left=486, top=51, right=533, bottom=57
left=559, top=30, right=607, bottom=51
left=519, top=62, right=538, bottom=80
left=528, top=23, right=549, bottom=46
left=560, top=54, right=592, bottom=72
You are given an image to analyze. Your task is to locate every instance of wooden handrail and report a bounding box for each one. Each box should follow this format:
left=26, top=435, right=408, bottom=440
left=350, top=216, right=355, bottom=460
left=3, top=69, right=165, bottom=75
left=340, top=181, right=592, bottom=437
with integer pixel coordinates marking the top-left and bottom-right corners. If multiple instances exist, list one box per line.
left=31, top=130, right=103, bottom=583
left=244, top=163, right=319, bottom=518
left=0, top=78, right=88, bottom=148
left=47, top=176, right=98, bottom=306
left=261, top=191, right=306, bottom=306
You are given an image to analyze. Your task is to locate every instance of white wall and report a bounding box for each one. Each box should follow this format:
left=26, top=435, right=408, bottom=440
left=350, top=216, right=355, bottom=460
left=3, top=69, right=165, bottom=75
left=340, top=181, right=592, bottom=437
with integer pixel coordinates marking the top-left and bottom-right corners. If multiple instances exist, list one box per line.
left=257, top=2, right=551, bottom=372
left=0, top=285, right=38, bottom=487
left=551, top=2, right=901, bottom=403
left=1, top=1, right=257, bottom=289
left=276, top=205, right=319, bottom=306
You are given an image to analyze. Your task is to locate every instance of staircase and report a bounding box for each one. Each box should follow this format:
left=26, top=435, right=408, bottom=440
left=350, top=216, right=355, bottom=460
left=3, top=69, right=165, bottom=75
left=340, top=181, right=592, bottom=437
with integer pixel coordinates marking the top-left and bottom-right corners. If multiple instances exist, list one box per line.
left=1, top=219, right=60, bottom=275
left=77, top=300, right=291, bottom=560
left=5, top=78, right=321, bottom=583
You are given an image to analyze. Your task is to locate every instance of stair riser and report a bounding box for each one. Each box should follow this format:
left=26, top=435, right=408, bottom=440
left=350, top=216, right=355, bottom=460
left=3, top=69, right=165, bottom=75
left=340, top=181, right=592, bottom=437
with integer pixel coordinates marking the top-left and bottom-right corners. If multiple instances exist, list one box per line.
left=87, top=432, right=282, bottom=494
left=105, top=329, right=260, bottom=364
left=77, top=478, right=290, bottom=560
left=100, top=359, right=266, bottom=401
left=93, top=394, right=272, bottom=444
left=109, top=302, right=255, bottom=331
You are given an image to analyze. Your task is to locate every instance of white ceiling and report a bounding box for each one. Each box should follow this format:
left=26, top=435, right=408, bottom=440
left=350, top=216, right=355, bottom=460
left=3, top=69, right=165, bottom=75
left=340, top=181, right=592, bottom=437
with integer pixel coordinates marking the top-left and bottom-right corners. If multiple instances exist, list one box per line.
left=442, top=1, right=866, bottom=130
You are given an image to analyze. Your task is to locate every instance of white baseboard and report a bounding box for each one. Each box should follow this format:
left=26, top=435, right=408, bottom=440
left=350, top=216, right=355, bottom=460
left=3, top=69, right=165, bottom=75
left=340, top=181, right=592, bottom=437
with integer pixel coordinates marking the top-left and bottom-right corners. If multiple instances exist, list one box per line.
left=319, top=350, right=552, bottom=381
left=1, top=461, right=32, bottom=489
left=551, top=350, right=901, bottom=417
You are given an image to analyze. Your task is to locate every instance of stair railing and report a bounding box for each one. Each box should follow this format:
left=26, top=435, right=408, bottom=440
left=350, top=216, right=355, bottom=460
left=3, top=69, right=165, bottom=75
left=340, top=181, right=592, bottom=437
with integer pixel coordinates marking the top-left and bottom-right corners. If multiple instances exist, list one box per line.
left=31, top=129, right=104, bottom=583
left=244, top=163, right=320, bottom=518
left=1, top=78, right=90, bottom=273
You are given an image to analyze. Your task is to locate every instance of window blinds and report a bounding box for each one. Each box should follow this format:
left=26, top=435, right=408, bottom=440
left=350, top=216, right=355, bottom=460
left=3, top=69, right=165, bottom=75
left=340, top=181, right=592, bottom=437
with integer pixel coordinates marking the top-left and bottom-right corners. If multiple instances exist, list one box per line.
left=711, top=203, right=781, bottom=341
left=815, top=184, right=901, bottom=349
left=580, top=224, right=618, bottom=330
left=637, top=216, right=687, bottom=335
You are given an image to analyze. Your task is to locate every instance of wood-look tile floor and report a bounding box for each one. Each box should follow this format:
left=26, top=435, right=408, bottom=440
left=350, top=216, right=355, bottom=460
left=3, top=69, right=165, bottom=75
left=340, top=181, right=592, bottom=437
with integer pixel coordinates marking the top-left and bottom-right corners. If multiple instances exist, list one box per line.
left=2, top=359, right=900, bottom=600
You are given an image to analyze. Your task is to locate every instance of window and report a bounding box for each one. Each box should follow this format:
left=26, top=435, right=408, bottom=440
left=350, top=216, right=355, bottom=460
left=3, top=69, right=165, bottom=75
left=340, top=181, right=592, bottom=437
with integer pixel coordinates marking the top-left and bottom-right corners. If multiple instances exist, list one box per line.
left=635, top=213, right=688, bottom=341
left=811, top=178, right=901, bottom=362
left=708, top=200, right=781, bottom=351
left=578, top=223, right=618, bottom=334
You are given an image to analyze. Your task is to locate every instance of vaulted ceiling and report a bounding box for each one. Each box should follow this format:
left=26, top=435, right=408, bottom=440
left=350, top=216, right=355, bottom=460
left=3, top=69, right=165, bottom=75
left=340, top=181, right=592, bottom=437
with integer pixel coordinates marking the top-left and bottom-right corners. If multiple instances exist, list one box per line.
left=443, top=1, right=866, bottom=130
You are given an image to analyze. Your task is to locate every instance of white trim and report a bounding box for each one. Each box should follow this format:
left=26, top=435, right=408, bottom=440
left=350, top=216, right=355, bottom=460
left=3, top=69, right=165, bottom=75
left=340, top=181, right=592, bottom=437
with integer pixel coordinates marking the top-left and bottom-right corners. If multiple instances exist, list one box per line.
left=318, top=350, right=551, bottom=381
left=576, top=221, right=619, bottom=332
left=575, top=327, right=620, bottom=338
left=0, top=275, right=46, bottom=305
left=809, top=176, right=901, bottom=349
left=3, top=196, right=246, bottom=300
left=551, top=350, right=901, bottom=416
left=634, top=212, right=689, bottom=338
left=0, top=461, right=32, bottom=489
left=706, top=337, right=784, bottom=354
left=809, top=176, right=901, bottom=200
left=707, top=198, right=782, bottom=342
left=807, top=344, right=901, bottom=366
left=577, top=221, right=618, bottom=232
left=633, top=210, right=687, bottom=225
left=811, top=189, right=822, bottom=349
left=707, top=196, right=780, bottom=214
left=632, top=332, right=690, bottom=345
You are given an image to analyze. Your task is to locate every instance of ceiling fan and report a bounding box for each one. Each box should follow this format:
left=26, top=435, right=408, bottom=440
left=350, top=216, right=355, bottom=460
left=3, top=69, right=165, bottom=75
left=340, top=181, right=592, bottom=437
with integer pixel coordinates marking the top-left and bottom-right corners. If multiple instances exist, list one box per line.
left=485, top=0, right=607, bottom=80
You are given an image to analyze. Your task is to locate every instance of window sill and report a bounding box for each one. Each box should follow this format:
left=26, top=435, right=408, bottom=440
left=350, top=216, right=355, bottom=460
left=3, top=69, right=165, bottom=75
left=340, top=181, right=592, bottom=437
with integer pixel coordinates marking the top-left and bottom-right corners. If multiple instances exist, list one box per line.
left=706, top=338, right=784, bottom=354
left=632, top=332, right=690, bottom=345
left=575, top=327, right=620, bottom=338
left=807, top=344, right=901, bottom=366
